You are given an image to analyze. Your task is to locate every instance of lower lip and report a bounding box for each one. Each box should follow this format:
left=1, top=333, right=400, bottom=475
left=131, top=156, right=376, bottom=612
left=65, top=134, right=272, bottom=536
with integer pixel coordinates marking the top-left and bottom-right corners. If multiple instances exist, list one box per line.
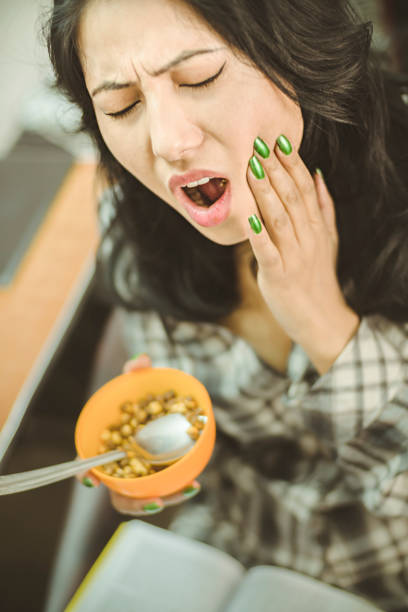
left=176, top=182, right=231, bottom=227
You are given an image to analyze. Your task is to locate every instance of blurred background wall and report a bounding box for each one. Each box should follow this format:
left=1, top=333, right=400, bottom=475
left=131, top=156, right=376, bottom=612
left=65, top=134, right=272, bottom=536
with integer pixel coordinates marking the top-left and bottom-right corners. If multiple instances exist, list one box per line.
left=0, top=0, right=95, bottom=162
left=0, top=0, right=51, bottom=159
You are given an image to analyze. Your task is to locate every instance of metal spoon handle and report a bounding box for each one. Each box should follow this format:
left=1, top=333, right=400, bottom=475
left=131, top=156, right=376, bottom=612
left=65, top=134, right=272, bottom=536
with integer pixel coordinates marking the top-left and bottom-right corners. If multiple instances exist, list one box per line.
left=0, top=450, right=125, bottom=496
left=0, top=442, right=194, bottom=496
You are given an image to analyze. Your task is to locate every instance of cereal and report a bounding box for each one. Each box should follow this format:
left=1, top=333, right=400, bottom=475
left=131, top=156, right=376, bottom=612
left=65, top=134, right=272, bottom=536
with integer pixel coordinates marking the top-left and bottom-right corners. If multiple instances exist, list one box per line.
left=98, top=389, right=206, bottom=479
left=111, top=431, right=123, bottom=445
left=129, top=457, right=149, bottom=476
left=120, top=412, right=132, bottom=424
left=137, top=408, right=148, bottom=423
left=186, top=426, right=199, bottom=440
left=146, top=400, right=162, bottom=415
left=120, top=424, right=133, bottom=437
left=120, top=401, right=134, bottom=414
left=168, top=402, right=187, bottom=414
left=129, top=417, right=139, bottom=429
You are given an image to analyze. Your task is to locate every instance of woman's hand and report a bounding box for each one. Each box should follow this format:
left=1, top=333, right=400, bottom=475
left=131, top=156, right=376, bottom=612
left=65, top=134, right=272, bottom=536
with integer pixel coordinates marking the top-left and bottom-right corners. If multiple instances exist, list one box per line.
left=246, top=135, right=360, bottom=375
left=78, top=353, right=201, bottom=515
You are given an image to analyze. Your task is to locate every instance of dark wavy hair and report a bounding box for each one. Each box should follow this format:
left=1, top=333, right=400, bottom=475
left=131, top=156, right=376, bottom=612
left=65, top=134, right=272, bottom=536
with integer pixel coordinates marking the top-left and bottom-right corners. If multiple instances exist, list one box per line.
left=47, top=0, right=408, bottom=323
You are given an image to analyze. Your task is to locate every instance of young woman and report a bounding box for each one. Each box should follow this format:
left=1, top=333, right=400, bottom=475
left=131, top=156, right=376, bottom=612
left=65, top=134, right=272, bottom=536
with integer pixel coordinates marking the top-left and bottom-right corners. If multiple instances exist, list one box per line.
left=48, top=1, right=408, bottom=609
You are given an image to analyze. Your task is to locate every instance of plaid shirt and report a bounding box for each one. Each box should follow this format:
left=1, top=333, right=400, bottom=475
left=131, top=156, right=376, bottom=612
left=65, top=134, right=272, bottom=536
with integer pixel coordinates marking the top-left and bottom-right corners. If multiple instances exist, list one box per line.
left=120, top=308, right=408, bottom=611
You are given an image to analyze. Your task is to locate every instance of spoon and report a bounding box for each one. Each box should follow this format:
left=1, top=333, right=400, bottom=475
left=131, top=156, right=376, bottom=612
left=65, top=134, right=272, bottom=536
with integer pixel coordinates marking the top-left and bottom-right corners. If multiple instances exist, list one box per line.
left=0, top=413, right=206, bottom=496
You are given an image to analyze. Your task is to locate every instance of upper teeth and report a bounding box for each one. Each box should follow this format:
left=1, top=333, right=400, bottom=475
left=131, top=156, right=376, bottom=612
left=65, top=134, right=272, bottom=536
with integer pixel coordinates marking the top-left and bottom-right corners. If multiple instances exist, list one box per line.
left=183, top=177, right=213, bottom=188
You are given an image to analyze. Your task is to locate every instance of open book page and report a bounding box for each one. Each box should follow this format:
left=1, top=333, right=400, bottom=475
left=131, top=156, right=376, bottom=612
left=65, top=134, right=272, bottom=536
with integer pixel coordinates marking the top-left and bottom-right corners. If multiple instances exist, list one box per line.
left=67, top=520, right=244, bottom=612
left=224, top=566, right=384, bottom=612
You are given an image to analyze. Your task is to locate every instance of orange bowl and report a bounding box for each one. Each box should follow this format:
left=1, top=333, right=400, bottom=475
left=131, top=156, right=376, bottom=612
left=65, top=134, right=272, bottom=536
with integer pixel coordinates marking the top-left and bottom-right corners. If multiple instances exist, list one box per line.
left=75, top=368, right=215, bottom=498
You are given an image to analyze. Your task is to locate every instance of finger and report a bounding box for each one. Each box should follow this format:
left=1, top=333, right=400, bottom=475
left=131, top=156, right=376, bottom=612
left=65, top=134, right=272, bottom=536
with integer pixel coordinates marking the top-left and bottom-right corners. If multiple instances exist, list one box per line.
left=274, top=135, right=323, bottom=228
left=247, top=212, right=283, bottom=276
left=252, top=138, right=311, bottom=246
left=109, top=490, right=164, bottom=516
left=314, top=170, right=338, bottom=243
left=160, top=480, right=201, bottom=507
left=80, top=474, right=100, bottom=488
left=247, top=153, right=297, bottom=255
left=76, top=459, right=100, bottom=488
left=123, top=353, right=152, bottom=374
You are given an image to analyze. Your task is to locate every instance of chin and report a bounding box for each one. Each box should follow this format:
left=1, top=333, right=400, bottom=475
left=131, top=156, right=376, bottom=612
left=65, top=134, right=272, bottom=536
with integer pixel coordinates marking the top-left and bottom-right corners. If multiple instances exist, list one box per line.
left=169, top=191, right=251, bottom=246
left=196, top=221, right=249, bottom=247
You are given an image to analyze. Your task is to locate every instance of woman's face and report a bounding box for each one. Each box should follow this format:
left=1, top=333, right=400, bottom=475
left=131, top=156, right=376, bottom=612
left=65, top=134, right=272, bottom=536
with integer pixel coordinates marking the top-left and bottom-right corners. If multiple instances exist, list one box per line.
left=79, top=0, right=304, bottom=245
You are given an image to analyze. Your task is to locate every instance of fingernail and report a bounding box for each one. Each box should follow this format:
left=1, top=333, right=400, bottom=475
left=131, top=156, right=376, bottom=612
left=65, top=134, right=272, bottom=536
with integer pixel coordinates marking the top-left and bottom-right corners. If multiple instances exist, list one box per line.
left=82, top=477, right=95, bottom=488
left=183, top=485, right=200, bottom=498
left=316, top=167, right=324, bottom=180
left=254, top=137, right=270, bottom=159
left=249, top=156, right=265, bottom=179
left=131, top=353, right=142, bottom=360
left=143, top=502, right=162, bottom=514
left=248, top=214, right=262, bottom=234
left=276, top=134, right=292, bottom=155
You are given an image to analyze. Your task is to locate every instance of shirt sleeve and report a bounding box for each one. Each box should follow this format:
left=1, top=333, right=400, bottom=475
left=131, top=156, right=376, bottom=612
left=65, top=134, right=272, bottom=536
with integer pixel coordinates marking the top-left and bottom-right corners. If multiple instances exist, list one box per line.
left=289, top=314, right=408, bottom=518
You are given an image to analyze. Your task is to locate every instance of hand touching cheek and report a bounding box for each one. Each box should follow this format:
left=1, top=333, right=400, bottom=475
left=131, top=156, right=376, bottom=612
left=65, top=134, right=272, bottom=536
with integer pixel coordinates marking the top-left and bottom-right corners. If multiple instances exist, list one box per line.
left=246, top=136, right=360, bottom=375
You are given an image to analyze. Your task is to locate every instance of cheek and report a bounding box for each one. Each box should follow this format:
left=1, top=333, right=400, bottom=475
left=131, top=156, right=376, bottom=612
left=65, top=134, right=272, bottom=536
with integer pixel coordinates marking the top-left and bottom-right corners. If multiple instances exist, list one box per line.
left=253, top=84, right=304, bottom=149
left=99, top=127, right=134, bottom=169
left=95, top=111, right=137, bottom=166
left=277, top=92, right=304, bottom=149
left=288, top=101, right=304, bottom=149
left=98, top=122, right=152, bottom=185
left=99, top=126, right=169, bottom=202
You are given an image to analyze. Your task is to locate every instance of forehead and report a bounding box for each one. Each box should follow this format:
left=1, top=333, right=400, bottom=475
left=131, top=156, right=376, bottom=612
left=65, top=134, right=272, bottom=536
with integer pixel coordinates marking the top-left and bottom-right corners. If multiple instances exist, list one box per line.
left=79, top=0, right=222, bottom=80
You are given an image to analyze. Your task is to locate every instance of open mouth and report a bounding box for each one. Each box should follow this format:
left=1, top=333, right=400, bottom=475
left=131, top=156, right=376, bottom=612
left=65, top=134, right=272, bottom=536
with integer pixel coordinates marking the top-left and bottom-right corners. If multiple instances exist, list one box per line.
left=182, top=177, right=228, bottom=207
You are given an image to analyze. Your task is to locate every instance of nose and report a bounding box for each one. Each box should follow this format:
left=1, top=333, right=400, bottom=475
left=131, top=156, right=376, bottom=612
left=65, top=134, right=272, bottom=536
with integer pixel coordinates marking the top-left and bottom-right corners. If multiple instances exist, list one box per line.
left=148, top=97, right=204, bottom=162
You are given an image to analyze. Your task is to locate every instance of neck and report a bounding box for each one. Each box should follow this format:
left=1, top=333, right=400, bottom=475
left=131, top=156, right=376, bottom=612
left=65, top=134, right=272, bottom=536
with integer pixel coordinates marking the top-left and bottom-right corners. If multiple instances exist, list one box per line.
left=233, top=241, right=260, bottom=309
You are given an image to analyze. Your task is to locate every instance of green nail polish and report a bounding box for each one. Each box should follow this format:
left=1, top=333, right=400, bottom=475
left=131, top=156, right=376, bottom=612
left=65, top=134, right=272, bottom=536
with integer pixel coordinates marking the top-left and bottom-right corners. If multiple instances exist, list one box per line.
left=183, top=485, right=199, bottom=497
left=249, top=156, right=265, bottom=179
left=248, top=214, right=262, bottom=234
left=316, top=167, right=324, bottom=179
left=82, top=477, right=95, bottom=488
left=276, top=134, right=292, bottom=155
left=143, top=502, right=162, bottom=514
left=131, top=353, right=142, bottom=360
left=254, top=137, right=270, bottom=159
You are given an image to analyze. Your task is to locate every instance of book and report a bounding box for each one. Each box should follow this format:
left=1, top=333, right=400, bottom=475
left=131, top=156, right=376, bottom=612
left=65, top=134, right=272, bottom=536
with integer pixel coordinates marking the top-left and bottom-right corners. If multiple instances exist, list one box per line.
left=66, top=520, right=383, bottom=612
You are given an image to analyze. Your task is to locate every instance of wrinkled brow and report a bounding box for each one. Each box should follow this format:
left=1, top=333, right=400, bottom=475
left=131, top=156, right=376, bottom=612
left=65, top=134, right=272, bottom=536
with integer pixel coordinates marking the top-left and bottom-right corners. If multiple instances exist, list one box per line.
left=91, top=47, right=223, bottom=97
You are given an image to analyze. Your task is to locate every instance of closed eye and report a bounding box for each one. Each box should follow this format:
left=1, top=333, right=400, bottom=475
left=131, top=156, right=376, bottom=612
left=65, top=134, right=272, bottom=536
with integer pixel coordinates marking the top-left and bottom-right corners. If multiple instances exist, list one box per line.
left=106, top=101, right=140, bottom=119
left=106, top=61, right=226, bottom=120
left=180, top=61, right=226, bottom=89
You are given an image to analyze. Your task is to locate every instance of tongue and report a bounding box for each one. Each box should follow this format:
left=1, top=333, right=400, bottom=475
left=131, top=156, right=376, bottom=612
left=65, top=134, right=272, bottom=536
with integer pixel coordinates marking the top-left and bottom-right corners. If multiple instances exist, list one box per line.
left=198, top=179, right=224, bottom=203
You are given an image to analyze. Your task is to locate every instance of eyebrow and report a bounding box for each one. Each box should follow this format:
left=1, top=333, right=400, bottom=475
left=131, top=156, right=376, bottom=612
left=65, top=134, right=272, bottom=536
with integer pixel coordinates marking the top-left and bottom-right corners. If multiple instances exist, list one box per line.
left=91, top=48, right=223, bottom=97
